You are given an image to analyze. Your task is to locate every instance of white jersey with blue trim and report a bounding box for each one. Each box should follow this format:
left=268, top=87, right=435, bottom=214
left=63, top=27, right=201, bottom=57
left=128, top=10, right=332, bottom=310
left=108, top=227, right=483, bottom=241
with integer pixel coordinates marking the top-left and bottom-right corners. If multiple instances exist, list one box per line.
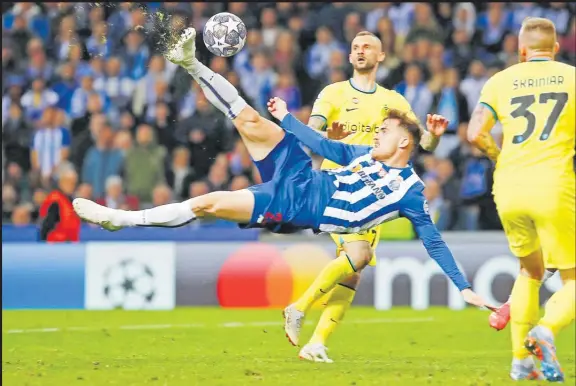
left=318, top=153, right=424, bottom=233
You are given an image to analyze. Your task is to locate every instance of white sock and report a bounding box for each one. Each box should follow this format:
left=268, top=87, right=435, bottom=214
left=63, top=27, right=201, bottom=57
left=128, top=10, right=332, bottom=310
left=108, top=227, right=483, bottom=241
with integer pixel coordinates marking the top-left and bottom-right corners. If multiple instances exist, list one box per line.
left=112, top=201, right=195, bottom=227
left=187, top=58, right=247, bottom=120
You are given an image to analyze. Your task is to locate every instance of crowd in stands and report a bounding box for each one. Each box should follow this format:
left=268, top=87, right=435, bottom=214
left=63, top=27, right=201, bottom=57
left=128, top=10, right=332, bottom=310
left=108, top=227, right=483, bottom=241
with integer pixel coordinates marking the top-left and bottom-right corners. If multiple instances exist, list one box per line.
left=2, top=2, right=575, bottom=231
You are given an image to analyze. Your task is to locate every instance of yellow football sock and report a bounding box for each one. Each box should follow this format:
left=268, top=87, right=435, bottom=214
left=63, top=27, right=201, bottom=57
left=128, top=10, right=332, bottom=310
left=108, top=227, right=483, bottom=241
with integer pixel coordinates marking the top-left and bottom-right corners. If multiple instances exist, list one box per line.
left=294, top=253, right=356, bottom=313
left=308, top=284, right=356, bottom=345
left=510, top=275, right=541, bottom=359
left=539, top=280, right=576, bottom=336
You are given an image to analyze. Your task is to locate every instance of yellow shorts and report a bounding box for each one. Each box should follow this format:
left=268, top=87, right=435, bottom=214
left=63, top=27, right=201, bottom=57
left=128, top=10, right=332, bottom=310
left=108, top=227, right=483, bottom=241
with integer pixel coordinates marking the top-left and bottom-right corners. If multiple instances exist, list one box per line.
left=330, top=226, right=380, bottom=266
left=495, top=183, right=575, bottom=270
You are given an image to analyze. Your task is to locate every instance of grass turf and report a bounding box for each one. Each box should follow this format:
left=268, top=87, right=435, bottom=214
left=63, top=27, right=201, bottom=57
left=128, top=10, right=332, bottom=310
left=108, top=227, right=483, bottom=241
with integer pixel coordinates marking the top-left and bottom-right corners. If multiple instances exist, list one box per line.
left=2, top=307, right=575, bottom=386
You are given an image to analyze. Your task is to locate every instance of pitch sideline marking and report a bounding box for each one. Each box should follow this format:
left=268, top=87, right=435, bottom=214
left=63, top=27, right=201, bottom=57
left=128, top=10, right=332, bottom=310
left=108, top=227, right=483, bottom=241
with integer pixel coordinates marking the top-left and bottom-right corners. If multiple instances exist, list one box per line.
left=3, top=317, right=434, bottom=335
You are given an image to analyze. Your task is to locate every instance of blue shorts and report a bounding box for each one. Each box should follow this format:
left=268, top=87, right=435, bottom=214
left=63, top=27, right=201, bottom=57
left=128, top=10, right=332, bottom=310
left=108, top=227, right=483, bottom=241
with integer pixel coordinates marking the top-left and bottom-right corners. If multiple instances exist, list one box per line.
left=239, top=132, right=319, bottom=233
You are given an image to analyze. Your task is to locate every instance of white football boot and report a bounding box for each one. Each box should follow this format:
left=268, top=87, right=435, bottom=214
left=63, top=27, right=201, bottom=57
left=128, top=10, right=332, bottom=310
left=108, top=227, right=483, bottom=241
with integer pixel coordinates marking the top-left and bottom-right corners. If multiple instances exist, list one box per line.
left=283, top=304, right=305, bottom=346
left=165, top=27, right=197, bottom=70
left=299, top=343, right=334, bottom=364
left=73, top=198, right=124, bottom=232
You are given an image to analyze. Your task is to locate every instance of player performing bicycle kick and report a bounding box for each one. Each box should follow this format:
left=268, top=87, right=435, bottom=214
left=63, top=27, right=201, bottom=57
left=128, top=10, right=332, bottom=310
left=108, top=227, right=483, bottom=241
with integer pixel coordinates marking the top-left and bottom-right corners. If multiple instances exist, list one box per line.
left=73, top=27, right=495, bottom=325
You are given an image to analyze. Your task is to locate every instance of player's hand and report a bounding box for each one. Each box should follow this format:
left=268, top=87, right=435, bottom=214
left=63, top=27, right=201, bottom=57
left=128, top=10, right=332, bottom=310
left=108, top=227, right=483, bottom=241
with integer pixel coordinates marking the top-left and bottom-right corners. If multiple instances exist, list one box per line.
left=326, top=121, right=351, bottom=140
left=267, top=97, right=289, bottom=121
left=460, top=288, right=497, bottom=311
left=426, top=114, right=449, bottom=137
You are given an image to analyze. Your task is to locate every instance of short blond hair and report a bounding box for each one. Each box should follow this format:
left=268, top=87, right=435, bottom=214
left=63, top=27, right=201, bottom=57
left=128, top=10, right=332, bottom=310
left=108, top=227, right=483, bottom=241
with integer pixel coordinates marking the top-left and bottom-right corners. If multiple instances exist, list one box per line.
left=520, top=17, right=557, bottom=50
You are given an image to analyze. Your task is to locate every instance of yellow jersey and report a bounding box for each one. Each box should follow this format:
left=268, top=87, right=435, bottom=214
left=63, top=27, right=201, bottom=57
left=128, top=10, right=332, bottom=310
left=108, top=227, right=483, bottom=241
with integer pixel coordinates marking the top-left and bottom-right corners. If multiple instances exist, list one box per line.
left=478, top=59, right=575, bottom=186
left=310, top=79, right=420, bottom=170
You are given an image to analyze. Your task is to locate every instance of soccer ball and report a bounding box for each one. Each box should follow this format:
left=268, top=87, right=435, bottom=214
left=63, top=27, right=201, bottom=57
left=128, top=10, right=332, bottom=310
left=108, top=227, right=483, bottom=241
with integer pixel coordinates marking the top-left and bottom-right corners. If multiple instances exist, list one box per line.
left=203, top=12, right=247, bottom=57
left=102, top=258, right=156, bottom=310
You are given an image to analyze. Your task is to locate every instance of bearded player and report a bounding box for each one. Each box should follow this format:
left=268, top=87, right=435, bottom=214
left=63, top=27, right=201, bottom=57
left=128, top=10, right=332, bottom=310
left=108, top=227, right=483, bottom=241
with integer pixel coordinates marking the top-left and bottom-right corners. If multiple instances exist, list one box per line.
left=468, top=17, right=575, bottom=382
left=283, top=31, right=444, bottom=363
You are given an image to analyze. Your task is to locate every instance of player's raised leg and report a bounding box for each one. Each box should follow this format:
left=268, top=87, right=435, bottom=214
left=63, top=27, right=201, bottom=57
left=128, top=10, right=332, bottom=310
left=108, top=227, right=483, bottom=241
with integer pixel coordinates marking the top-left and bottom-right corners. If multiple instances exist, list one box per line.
left=73, top=190, right=254, bottom=231
left=165, top=27, right=284, bottom=161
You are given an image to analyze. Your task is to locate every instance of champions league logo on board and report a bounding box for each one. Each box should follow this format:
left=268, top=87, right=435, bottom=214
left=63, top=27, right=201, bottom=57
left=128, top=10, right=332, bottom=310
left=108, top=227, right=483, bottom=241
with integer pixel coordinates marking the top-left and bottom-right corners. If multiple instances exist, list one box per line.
left=102, top=258, right=156, bottom=309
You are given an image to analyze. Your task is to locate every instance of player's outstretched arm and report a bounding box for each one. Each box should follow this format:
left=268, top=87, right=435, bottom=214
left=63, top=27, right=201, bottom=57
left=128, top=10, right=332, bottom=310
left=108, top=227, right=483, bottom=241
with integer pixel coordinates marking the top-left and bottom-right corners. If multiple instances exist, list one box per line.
left=400, top=188, right=495, bottom=309
left=268, top=97, right=370, bottom=166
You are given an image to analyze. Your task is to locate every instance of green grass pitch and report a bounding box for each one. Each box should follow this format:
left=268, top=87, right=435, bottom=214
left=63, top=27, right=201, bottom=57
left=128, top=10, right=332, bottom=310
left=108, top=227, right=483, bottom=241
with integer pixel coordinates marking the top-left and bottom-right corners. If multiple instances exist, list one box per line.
left=2, top=307, right=574, bottom=385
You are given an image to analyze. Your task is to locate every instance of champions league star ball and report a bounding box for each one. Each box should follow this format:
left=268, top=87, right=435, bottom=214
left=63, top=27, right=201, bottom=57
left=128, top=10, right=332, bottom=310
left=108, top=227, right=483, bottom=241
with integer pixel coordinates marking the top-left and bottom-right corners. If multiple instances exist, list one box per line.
left=203, top=12, right=247, bottom=57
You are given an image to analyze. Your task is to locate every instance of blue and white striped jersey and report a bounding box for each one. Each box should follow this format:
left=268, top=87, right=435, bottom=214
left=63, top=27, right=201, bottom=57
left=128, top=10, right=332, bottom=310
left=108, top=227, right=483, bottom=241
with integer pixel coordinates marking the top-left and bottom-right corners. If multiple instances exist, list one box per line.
left=319, top=152, right=424, bottom=234
left=280, top=113, right=471, bottom=292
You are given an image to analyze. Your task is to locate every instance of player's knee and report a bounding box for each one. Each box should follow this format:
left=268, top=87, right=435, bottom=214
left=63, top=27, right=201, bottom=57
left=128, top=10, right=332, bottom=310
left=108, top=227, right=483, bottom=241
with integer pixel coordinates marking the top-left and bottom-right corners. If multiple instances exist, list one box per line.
left=340, top=272, right=361, bottom=289
left=191, top=191, right=230, bottom=216
left=235, top=105, right=261, bottom=127
left=344, top=242, right=373, bottom=270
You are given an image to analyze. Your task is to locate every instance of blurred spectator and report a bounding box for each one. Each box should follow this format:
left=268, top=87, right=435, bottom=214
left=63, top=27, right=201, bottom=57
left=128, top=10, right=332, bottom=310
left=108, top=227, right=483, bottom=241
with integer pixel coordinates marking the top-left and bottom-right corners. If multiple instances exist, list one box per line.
left=39, top=167, right=81, bottom=242
left=176, top=92, right=228, bottom=178
left=273, top=71, right=302, bottom=112
left=204, top=154, right=230, bottom=192
left=477, top=3, right=511, bottom=54
left=241, top=50, right=277, bottom=113
left=228, top=140, right=256, bottom=183
left=166, top=146, right=195, bottom=201
left=365, top=4, right=393, bottom=33
left=7, top=15, right=33, bottom=60
left=423, top=177, right=448, bottom=230
left=228, top=2, right=258, bottom=30
left=86, top=20, right=111, bottom=58
left=21, top=78, right=59, bottom=122
left=229, top=175, right=251, bottom=191
left=544, top=3, right=571, bottom=36
left=25, top=38, right=54, bottom=83
left=4, top=162, right=31, bottom=204
left=189, top=180, right=210, bottom=198
left=2, top=184, right=19, bottom=222
left=150, top=102, right=177, bottom=153
left=30, top=188, right=47, bottom=221
left=260, top=7, right=283, bottom=49
left=71, top=75, right=105, bottom=120
left=497, top=33, right=519, bottom=66
left=113, top=129, right=133, bottom=154
left=3, top=103, right=33, bottom=170
left=71, top=113, right=105, bottom=171
left=107, top=3, right=134, bottom=52
left=460, top=60, right=488, bottom=117
left=306, top=26, right=345, bottom=81
left=52, top=62, right=79, bottom=115
left=124, top=124, right=167, bottom=203
left=94, top=56, right=135, bottom=112
left=133, top=55, right=171, bottom=117
left=53, top=15, right=78, bottom=62
left=96, top=175, right=139, bottom=210
left=274, top=31, right=301, bottom=73
left=458, top=146, right=500, bottom=231
left=30, top=107, right=71, bottom=185
left=11, top=204, right=32, bottom=226
left=151, top=184, right=173, bottom=207
left=68, top=43, right=91, bottom=81
left=452, top=3, right=477, bottom=40
left=119, top=111, right=136, bottom=133
left=432, top=68, right=469, bottom=133
left=81, top=123, right=124, bottom=198
left=395, top=64, right=433, bottom=124
left=406, top=4, right=443, bottom=43
left=510, top=3, right=543, bottom=32
left=75, top=183, right=93, bottom=200
left=142, top=80, right=173, bottom=123
left=120, top=29, right=150, bottom=81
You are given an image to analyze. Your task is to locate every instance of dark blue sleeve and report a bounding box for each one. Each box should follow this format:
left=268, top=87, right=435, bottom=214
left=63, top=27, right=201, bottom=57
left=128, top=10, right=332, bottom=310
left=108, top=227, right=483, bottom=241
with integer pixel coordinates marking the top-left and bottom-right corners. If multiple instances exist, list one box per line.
left=280, top=113, right=371, bottom=166
left=400, top=185, right=471, bottom=291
